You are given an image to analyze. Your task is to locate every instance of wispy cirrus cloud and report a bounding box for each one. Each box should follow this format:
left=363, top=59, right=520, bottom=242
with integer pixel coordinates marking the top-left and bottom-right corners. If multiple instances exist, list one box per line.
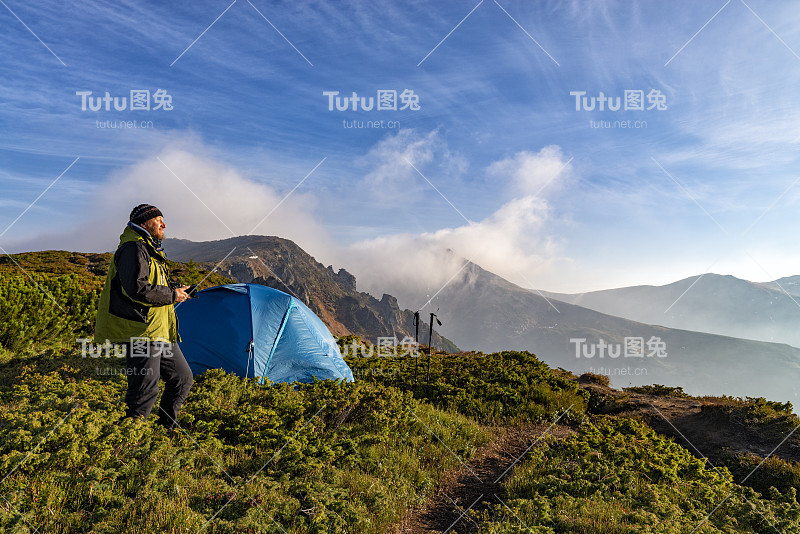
left=5, top=0, right=800, bottom=293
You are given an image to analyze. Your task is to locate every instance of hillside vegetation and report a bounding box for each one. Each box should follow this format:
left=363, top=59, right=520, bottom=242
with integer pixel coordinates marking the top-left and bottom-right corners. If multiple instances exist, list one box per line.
left=0, top=251, right=232, bottom=351
left=1, top=252, right=799, bottom=533
left=0, top=346, right=489, bottom=533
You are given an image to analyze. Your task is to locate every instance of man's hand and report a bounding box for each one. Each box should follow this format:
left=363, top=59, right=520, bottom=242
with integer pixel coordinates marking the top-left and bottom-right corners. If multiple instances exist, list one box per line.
left=175, top=286, right=192, bottom=303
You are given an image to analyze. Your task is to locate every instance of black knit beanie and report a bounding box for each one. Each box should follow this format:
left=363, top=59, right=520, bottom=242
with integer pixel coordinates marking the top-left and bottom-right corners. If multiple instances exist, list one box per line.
left=129, top=204, right=163, bottom=225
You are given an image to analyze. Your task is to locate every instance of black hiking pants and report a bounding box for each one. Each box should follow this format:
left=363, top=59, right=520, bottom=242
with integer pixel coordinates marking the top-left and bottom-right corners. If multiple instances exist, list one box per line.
left=122, top=341, right=193, bottom=430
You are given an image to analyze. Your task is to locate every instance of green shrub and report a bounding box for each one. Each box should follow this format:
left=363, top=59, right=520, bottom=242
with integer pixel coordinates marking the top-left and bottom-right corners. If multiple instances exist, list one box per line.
left=623, top=384, right=689, bottom=398
left=0, top=251, right=233, bottom=353
left=718, top=451, right=800, bottom=497
left=346, top=350, right=588, bottom=424
left=0, top=272, right=99, bottom=351
left=0, top=349, right=490, bottom=534
left=484, top=417, right=800, bottom=533
left=580, top=372, right=611, bottom=386
left=703, top=397, right=799, bottom=442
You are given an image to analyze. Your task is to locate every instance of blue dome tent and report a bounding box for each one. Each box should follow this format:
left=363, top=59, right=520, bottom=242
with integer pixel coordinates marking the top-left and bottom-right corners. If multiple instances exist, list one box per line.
left=176, top=283, right=354, bottom=384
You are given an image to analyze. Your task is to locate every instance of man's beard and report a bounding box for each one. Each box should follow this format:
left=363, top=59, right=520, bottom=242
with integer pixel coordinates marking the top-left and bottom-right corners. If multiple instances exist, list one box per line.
left=145, top=226, right=164, bottom=240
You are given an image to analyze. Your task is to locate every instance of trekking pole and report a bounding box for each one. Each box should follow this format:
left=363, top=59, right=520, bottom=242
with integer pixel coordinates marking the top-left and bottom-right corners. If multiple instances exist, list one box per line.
left=413, top=311, right=420, bottom=386
left=427, top=311, right=442, bottom=384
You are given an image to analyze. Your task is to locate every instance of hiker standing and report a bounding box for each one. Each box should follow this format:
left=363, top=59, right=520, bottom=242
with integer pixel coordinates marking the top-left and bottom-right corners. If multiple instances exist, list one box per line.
left=94, top=204, right=193, bottom=431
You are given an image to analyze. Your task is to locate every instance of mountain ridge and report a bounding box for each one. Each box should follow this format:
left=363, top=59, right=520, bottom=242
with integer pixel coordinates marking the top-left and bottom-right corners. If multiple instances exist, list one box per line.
left=164, top=235, right=458, bottom=351
left=541, top=272, right=800, bottom=347
left=423, top=262, right=800, bottom=403
left=165, top=236, right=800, bottom=404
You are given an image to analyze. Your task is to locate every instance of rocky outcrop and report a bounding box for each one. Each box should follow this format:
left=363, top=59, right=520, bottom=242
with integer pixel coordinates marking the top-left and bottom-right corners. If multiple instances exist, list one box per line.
left=165, top=235, right=458, bottom=351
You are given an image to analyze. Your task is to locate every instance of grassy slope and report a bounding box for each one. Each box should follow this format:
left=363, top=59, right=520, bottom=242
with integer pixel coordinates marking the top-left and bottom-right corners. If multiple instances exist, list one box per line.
left=1, top=254, right=800, bottom=533
left=355, top=353, right=800, bottom=533
left=3, top=348, right=800, bottom=533
left=481, top=416, right=800, bottom=533
left=0, top=346, right=490, bottom=533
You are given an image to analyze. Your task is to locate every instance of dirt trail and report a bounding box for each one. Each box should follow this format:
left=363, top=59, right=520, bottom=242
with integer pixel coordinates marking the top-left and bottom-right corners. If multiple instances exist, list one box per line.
left=392, top=378, right=799, bottom=533
left=392, top=423, right=572, bottom=534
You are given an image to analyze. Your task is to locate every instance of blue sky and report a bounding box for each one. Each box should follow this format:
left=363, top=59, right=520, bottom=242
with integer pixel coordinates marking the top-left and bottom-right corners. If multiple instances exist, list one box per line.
left=2, top=0, right=800, bottom=297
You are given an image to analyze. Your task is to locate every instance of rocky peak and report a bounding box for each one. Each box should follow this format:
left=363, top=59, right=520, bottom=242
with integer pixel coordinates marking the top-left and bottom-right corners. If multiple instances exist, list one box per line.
left=337, top=268, right=356, bottom=291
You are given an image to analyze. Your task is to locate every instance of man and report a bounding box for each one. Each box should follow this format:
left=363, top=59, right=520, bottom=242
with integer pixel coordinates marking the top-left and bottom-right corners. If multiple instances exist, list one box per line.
left=94, top=204, right=194, bottom=431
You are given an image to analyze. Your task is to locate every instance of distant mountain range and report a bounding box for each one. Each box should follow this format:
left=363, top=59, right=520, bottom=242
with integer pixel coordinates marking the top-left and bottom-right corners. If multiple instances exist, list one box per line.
left=164, top=235, right=800, bottom=404
left=164, top=235, right=458, bottom=352
left=765, top=275, right=800, bottom=297
left=541, top=274, right=800, bottom=347
left=422, top=262, right=800, bottom=403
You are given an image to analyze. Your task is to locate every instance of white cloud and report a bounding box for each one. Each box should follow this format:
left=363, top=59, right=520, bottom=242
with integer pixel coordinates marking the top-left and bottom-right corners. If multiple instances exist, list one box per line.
left=487, top=145, right=572, bottom=196
left=355, top=128, right=464, bottom=202
left=343, top=145, right=573, bottom=308
left=5, top=141, right=331, bottom=258
left=6, top=135, right=580, bottom=301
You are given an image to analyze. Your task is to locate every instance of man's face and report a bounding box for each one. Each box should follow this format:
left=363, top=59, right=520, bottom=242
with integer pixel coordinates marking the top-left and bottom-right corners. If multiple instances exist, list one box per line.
left=141, top=215, right=166, bottom=240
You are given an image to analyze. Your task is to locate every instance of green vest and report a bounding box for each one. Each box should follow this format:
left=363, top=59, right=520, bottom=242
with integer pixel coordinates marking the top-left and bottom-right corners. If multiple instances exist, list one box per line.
left=94, top=226, right=180, bottom=343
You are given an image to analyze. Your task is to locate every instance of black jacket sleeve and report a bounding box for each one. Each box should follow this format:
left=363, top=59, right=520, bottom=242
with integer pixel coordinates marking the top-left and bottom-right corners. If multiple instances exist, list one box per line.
left=116, top=241, right=176, bottom=306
